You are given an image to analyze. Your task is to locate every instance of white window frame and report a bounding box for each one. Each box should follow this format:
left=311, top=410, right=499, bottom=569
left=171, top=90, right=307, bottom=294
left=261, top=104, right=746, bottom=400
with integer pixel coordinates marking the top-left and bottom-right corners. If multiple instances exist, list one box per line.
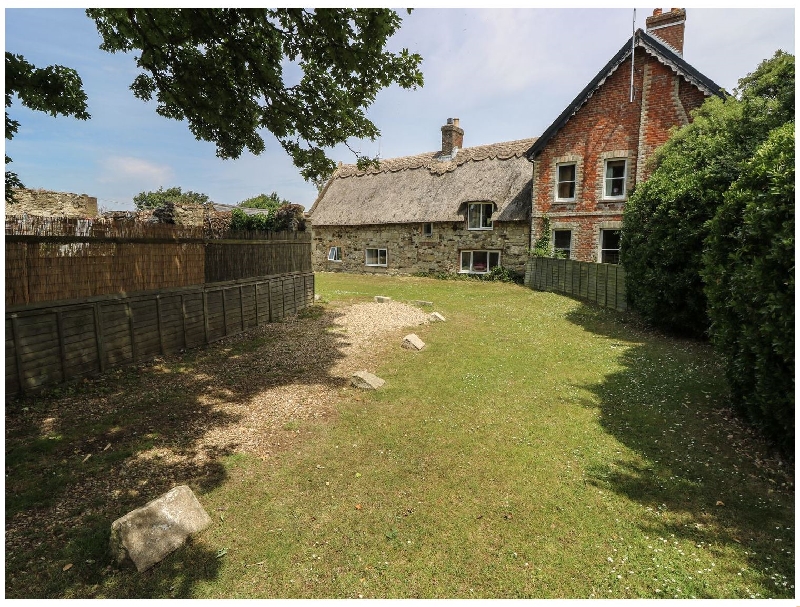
left=327, top=246, right=342, bottom=262
left=604, top=159, right=627, bottom=200
left=599, top=229, right=621, bottom=264
left=422, top=222, right=433, bottom=236
left=365, top=247, right=387, bottom=267
left=467, top=202, right=494, bottom=230
left=459, top=250, right=501, bottom=274
left=552, top=229, right=572, bottom=259
left=555, top=163, right=577, bottom=202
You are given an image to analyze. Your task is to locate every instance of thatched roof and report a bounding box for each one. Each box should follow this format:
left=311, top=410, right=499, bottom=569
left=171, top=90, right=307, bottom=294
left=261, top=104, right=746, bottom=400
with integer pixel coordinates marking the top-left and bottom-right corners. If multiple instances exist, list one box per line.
left=309, top=138, right=536, bottom=226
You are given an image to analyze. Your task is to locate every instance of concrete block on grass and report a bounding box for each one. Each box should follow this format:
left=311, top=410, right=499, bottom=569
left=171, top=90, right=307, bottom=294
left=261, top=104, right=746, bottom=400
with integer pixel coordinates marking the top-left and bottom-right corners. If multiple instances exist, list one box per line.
left=351, top=370, right=385, bottom=390
left=110, top=485, right=212, bottom=572
left=402, top=334, right=426, bottom=351
left=429, top=312, right=446, bottom=322
left=374, top=296, right=392, bottom=303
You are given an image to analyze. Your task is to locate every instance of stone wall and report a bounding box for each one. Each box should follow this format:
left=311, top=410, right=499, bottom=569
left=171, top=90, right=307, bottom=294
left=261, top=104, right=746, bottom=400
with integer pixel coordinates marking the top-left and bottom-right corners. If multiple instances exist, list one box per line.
left=312, top=220, right=530, bottom=276
left=8, top=188, right=98, bottom=218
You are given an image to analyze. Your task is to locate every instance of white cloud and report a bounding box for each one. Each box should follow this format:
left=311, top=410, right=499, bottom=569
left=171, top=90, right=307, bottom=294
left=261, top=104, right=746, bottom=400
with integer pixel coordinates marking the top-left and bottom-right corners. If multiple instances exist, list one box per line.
left=99, top=156, right=173, bottom=186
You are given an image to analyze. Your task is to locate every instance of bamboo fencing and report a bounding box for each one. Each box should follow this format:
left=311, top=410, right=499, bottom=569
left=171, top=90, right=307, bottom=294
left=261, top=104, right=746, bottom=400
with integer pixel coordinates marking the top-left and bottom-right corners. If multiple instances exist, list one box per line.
left=5, top=215, right=314, bottom=397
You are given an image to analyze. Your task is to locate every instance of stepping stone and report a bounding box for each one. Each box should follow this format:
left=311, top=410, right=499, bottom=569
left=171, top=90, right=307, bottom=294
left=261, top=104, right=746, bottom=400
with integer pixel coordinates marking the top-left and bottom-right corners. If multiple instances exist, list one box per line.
left=374, top=296, right=392, bottom=303
left=351, top=370, right=385, bottom=390
left=314, top=293, right=321, bottom=301
left=402, top=333, right=426, bottom=351
left=110, top=485, right=212, bottom=572
left=411, top=300, right=433, bottom=307
left=430, top=312, right=446, bottom=322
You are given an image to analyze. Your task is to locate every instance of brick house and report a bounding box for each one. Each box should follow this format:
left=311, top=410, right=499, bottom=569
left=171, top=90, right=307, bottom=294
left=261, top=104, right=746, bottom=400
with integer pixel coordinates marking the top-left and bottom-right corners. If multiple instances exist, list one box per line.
left=308, top=119, right=535, bottom=276
left=525, top=8, right=724, bottom=263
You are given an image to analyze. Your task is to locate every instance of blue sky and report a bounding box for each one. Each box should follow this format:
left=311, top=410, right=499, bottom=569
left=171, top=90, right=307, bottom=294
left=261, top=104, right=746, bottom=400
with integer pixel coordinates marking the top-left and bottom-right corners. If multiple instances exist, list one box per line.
left=5, top=7, right=795, bottom=212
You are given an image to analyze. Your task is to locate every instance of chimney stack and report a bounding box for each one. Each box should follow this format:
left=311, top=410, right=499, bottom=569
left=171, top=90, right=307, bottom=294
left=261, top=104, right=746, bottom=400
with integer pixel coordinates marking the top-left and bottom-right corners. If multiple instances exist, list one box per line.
left=441, top=117, right=464, bottom=156
left=646, top=8, right=686, bottom=56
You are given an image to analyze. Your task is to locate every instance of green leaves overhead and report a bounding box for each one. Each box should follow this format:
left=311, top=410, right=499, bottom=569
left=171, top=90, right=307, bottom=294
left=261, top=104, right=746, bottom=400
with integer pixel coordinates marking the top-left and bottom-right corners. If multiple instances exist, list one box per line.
left=86, top=9, right=424, bottom=184
left=5, top=52, right=90, bottom=201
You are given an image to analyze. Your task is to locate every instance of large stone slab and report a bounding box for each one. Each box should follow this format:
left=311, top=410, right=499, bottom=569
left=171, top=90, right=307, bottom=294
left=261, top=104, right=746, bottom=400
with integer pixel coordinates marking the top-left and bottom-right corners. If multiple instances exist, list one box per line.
left=110, top=485, right=212, bottom=572
left=402, top=333, right=426, bottom=351
left=351, top=370, right=385, bottom=390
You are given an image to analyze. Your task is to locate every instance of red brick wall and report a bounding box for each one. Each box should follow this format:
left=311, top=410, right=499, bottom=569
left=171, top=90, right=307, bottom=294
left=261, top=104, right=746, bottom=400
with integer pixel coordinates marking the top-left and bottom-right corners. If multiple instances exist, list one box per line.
left=532, top=48, right=710, bottom=262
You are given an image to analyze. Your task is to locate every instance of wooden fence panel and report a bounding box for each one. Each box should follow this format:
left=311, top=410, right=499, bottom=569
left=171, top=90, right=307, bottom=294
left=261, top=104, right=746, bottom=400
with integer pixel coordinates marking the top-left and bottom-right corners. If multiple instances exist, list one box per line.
left=525, top=258, right=627, bottom=312
left=102, top=303, right=134, bottom=368
left=61, top=308, right=100, bottom=378
left=5, top=272, right=313, bottom=398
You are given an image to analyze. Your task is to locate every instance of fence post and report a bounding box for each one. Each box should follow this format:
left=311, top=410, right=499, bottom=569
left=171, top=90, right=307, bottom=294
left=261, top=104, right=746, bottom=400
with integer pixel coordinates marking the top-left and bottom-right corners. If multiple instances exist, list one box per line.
left=156, top=295, right=165, bottom=355
left=126, top=301, right=137, bottom=363
left=93, top=303, right=106, bottom=372
left=11, top=314, right=25, bottom=393
left=203, top=291, right=210, bottom=344
left=56, top=310, right=67, bottom=384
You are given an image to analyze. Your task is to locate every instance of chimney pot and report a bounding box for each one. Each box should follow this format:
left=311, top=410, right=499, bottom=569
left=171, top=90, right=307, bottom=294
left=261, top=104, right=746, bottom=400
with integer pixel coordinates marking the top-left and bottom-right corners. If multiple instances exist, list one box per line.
left=440, top=118, right=464, bottom=156
left=646, top=7, right=686, bottom=56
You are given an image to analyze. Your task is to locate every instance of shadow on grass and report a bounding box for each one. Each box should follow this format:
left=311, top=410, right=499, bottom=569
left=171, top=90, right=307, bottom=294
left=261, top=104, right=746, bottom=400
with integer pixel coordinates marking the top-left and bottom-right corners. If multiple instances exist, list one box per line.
left=5, top=304, right=351, bottom=599
left=564, top=303, right=794, bottom=598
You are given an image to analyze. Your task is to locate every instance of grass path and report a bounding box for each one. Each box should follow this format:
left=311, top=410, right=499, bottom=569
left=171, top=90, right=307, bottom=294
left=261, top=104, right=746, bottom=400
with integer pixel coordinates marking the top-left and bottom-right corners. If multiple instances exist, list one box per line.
left=5, top=274, right=794, bottom=598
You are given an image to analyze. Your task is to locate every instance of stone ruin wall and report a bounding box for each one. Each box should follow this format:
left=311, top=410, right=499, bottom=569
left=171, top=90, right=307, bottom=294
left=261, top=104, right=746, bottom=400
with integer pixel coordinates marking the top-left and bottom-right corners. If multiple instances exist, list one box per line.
left=7, top=188, right=98, bottom=218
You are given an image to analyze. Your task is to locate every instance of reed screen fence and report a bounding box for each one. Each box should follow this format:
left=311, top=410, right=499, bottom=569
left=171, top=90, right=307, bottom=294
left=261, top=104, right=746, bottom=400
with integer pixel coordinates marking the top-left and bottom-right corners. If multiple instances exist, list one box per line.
left=5, top=216, right=311, bottom=307
left=525, top=257, right=627, bottom=312
left=5, top=215, right=314, bottom=396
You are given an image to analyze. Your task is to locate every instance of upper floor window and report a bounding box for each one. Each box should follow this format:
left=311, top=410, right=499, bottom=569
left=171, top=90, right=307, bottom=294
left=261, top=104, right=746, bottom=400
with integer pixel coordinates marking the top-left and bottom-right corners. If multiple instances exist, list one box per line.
left=467, top=203, right=493, bottom=230
left=553, top=230, right=572, bottom=259
left=556, top=163, right=576, bottom=201
left=604, top=159, right=627, bottom=199
left=365, top=248, right=387, bottom=267
left=327, top=246, right=342, bottom=262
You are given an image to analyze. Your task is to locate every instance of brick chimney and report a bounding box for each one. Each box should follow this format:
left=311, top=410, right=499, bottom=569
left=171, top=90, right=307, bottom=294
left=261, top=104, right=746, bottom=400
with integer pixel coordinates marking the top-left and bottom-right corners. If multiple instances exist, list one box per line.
left=646, top=8, right=686, bottom=56
left=441, top=118, right=464, bottom=156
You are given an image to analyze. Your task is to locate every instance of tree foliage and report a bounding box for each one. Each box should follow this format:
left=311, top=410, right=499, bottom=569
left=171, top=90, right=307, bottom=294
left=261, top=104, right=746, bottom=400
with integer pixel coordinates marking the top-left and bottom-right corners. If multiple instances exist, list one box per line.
left=621, top=51, right=795, bottom=338
left=237, top=191, right=290, bottom=210
left=702, top=122, right=794, bottom=454
left=132, top=186, right=210, bottom=210
left=5, top=52, right=90, bottom=201
left=86, top=8, right=424, bottom=185
left=229, top=204, right=305, bottom=233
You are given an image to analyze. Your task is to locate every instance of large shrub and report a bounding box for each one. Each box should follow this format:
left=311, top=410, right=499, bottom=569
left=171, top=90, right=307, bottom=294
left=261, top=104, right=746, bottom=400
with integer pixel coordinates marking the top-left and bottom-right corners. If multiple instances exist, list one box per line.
left=621, top=51, right=794, bottom=338
left=702, top=122, right=794, bottom=453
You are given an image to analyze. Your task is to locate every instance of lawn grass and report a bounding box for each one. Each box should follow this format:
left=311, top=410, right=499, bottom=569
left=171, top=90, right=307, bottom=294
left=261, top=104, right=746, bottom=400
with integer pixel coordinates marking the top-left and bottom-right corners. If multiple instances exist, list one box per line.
left=5, top=273, right=794, bottom=598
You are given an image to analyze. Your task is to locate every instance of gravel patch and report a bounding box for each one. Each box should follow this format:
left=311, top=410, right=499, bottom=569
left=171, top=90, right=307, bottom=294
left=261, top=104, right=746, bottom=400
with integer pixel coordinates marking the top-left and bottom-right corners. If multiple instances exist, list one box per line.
left=5, top=300, right=433, bottom=583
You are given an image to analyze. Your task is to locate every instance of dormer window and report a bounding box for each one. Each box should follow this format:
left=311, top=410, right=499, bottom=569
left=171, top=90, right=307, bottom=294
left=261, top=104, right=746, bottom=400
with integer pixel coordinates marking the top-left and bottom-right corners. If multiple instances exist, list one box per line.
left=467, top=203, right=493, bottom=230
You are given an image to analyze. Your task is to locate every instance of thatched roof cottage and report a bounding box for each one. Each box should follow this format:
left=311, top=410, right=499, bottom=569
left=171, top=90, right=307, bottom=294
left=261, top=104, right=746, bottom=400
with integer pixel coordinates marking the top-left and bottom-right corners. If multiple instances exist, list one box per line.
left=309, top=119, right=536, bottom=276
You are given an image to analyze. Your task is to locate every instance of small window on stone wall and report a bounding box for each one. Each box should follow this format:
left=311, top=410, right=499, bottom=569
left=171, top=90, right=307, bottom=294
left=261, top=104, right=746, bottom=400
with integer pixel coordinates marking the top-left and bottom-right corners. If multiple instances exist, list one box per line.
left=422, top=222, right=433, bottom=236
left=327, top=246, right=342, bottom=262
left=365, top=248, right=387, bottom=267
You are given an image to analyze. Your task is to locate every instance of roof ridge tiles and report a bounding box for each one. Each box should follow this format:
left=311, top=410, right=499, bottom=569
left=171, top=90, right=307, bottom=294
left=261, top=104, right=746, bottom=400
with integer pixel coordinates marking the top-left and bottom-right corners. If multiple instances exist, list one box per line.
left=335, top=137, right=537, bottom=178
